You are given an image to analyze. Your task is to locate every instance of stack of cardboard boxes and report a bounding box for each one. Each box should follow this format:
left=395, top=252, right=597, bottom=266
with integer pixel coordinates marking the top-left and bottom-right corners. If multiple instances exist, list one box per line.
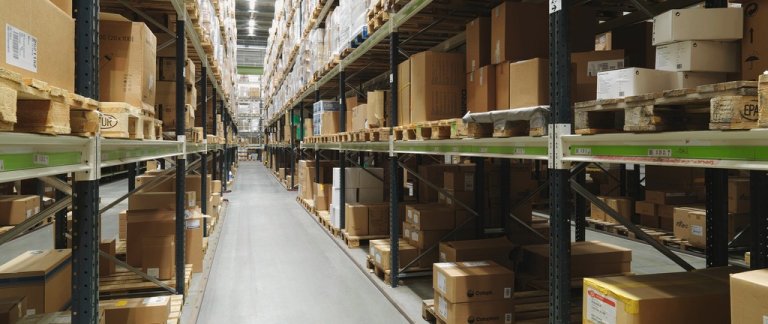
left=345, top=203, right=390, bottom=237
left=401, top=204, right=473, bottom=268
left=634, top=166, right=705, bottom=231
left=0, top=195, right=41, bottom=226
left=313, top=100, right=341, bottom=136
left=330, top=168, right=384, bottom=229
left=518, top=241, right=632, bottom=287
left=432, top=262, right=515, bottom=324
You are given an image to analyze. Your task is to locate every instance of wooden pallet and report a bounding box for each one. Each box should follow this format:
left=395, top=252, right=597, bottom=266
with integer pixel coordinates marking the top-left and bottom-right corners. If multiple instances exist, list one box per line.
left=100, top=102, right=148, bottom=139
left=366, top=255, right=430, bottom=285
left=340, top=230, right=388, bottom=248
left=0, top=68, right=98, bottom=135
left=611, top=225, right=669, bottom=243
left=423, top=291, right=579, bottom=324
left=585, top=217, right=619, bottom=232
left=166, top=295, right=184, bottom=324
left=574, top=81, right=758, bottom=134
left=296, top=196, right=316, bottom=215
left=464, top=113, right=547, bottom=138
left=661, top=235, right=705, bottom=253
left=99, top=264, right=193, bottom=297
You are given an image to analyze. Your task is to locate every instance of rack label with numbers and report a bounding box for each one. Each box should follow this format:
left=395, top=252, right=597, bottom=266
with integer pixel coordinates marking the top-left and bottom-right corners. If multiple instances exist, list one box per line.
left=5, top=24, right=37, bottom=72
left=514, top=148, right=525, bottom=155
left=647, top=149, right=672, bottom=157
left=33, top=154, right=49, bottom=165
left=549, top=0, right=562, bottom=13
left=574, top=148, right=592, bottom=155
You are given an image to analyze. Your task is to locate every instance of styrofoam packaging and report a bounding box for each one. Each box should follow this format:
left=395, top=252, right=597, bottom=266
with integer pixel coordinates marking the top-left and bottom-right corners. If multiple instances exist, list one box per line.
left=652, top=8, right=743, bottom=46
left=596, top=68, right=676, bottom=100
left=655, top=40, right=739, bottom=73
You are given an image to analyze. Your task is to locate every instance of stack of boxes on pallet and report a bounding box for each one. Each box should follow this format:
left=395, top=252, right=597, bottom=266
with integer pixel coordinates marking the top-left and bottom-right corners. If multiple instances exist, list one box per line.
left=330, top=167, right=384, bottom=230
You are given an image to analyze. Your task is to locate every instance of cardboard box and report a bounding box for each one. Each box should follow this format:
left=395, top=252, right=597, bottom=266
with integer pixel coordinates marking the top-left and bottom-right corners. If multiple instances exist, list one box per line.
left=182, top=175, right=212, bottom=206
left=118, top=210, right=127, bottom=240
left=583, top=268, right=738, bottom=324
left=652, top=8, right=743, bottom=46
left=314, top=183, right=331, bottom=211
left=655, top=40, right=739, bottom=72
left=728, top=178, right=750, bottom=213
left=99, top=14, right=157, bottom=107
left=645, top=190, right=697, bottom=205
left=366, top=91, right=389, bottom=127
left=398, top=60, right=411, bottom=126
left=371, top=240, right=418, bottom=271
left=730, top=269, right=768, bottom=324
left=434, top=292, right=514, bottom=324
left=742, top=0, right=768, bottom=81
left=597, top=68, right=676, bottom=100
left=135, top=174, right=174, bottom=192
left=673, top=207, right=749, bottom=248
left=634, top=200, right=658, bottom=216
left=0, top=0, right=74, bottom=92
left=357, top=187, right=384, bottom=204
left=490, top=2, right=547, bottom=64
left=521, top=241, right=631, bottom=278
left=509, top=58, right=548, bottom=109
left=645, top=165, right=704, bottom=191
left=128, top=191, right=196, bottom=210
left=571, top=50, right=626, bottom=102
left=495, top=62, right=510, bottom=109
left=418, top=165, right=457, bottom=203
left=186, top=216, right=203, bottom=273
left=17, top=311, right=105, bottom=324
left=0, top=296, right=25, bottom=324
left=433, top=261, right=514, bottom=303
left=671, top=71, right=727, bottom=89
left=466, top=18, right=491, bottom=73
left=639, top=214, right=660, bottom=228
left=438, top=237, right=515, bottom=268
left=351, top=104, right=367, bottom=131
left=467, top=65, right=495, bottom=113
left=320, top=111, right=340, bottom=135
left=444, top=166, right=475, bottom=192
left=591, top=196, right=633, bottom=223
left=410, top=229, right=450, bottom=249
left=0, top=249, right=71, bottom=314
left=367, top=204, right=390, bottom=235
left=345, top=204, right=369, bottom=236
left=126, top=210, right=175, bottom=266
left=141, top=235, right=175, bottom=280
left=100, top=296, right=170, bottom=324
left=407, top=204, right=455, bottom=231
left=0, top=195, right=40, bottom=225
left=99, top=238, right=116, bottom=277
left=410, top=51, right=465, bottom=123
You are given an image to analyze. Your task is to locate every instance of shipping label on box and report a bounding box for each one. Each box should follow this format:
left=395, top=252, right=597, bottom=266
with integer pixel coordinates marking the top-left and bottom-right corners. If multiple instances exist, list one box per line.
left=655, top=40, right=738, bottom=72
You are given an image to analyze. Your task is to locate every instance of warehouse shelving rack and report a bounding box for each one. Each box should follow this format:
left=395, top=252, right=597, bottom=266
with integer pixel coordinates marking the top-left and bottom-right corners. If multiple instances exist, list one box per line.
left=264, top=0, right=768, bottom=322
left=0, top=1, right=240, bottom=322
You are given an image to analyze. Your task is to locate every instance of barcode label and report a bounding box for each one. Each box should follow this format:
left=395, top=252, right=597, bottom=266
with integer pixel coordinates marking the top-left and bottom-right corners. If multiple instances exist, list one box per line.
left=574, top=148, right=592, bottom=155
left=505, top=313, right=513, bottom=324
left=514, top=148, right=525, bottom=155
left=587, top=59, right=624, bottom=77
left=648, top=149, right=672, bottom=157
left=33, top=154, right=49, bottom=165
left=5, top=24, right=38, bottom=72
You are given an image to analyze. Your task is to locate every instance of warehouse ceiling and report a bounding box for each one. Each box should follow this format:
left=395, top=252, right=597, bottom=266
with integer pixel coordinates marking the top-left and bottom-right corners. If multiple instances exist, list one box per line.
left=236, top=0, right=276, bottom=69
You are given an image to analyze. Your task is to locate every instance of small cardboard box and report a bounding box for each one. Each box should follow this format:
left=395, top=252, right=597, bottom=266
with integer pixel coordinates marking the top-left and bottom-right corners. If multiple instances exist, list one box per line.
left=100, top=296, right=171, bottom=324
left=730, top=269, right=768, bottom=324
left=597, top=68, right=675, bottom=100
left=652, top=8, right=743, bottom=46
left=509, top=58, right=549, bottom=109
left=433, top=261, right=514, bottom=303
left=371, top=240, right=418, bottom=271
left=655, top=40, right=739, bottom=72
left=673, top=207, right=749, bottom=248
left=438, top=237, right=515, bottom=268
left=644, top=190, right=697, bottom=205
left=126, top=210, right=175, bottom=266
left=0, top=249, right=71, bottom=314
left=345, top=204, right=369, bottom=236
left=0, top=195, right=40, bottom=226
left=521, top=241, right=631, bottom=278
left=99, top=238, right=117, bottom=277
left=141, top=236, right=175, bottom=280
left=434, top=292, right=514, bottom=324
left=466, top=18, right=491, bottom=73
left=490, top=2, right=548, bottom=64
left=408, top=204, right=455, bottom=231
left=212, top=180, right=222, bottom=194
left=186, top=216, right=203, bottom=273
left=0, top=296, right=26, bottom=324
left=590, top=196, right=633, bottom=223
left=634, top=200, right=658, bottom=216
left=467, top=65, right=496, bottom=113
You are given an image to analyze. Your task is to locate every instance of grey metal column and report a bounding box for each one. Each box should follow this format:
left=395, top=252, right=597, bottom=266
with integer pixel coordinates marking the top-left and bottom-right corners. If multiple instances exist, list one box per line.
left=174, top=18, right=187, bottom=293
left=574, top=170, right=587, bottom=242
left=705, top=169, right=729, bottom=267
left=473, top=157, right=485, bottom=238
left=73, top=0, right=100, bottom=321
left=389, top=31, right=400, bottom=288
left=750, top=171, right=768, bottom=269
left=200, top=67, right=209, bottom=237
left=54, top=173, right=69, bottom=249
left=222, top=110, right=229, bottom=193
left=127, top=162, right=137, bottom=192
left=339, top=69, right=347, bottom=229
left=212, top=93, right=218, bottom=180
left=290, top=107, right=296, bottom=189
left=548, top=0, right=572, bottom=321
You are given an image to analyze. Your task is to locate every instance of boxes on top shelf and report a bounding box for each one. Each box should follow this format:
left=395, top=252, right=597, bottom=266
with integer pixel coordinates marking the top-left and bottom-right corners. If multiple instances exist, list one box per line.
left=655, top=40, right=739, bottom=72
left=410, top=51, right=466, bottom=123
left=652, top=7, right=743, bottom=46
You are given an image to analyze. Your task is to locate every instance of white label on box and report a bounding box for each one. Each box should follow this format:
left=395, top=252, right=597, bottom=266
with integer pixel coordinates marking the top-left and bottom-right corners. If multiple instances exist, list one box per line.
left=26, top=209, right=32, bottom=218
left=462, top=261, right=490, bottom=267
left=439, top=252, right=446, bottom=262
left=437, top=272, right=447, bottom=293
left=147, top=268, right=160, bottom=279
left=34, top=206, right=39, bottom=214
left=763, top=315, right=768, bottom=324
left=189, top=199, right=195, bottom=207
left=505, top=313, right=513, bottom=324
left=375, top=252, right=382, bottom=264
left=143, top=296, right=168, bottom=305
left=586, top=287, right=617, bottom=324
left=411, top=231, right=419, bottom=242
left=413, top=213, right=420, bottom=224
left=26, top=309, right=35, bottom=316
left=587, top=60, right=625, bottom=77
left=692, top=225, right=703, bottom=236
left=186, top=219, right=201, bottom=229
left=504, top=287, right=512, bottom=299
left=5, top=24, right=38, bottom=72
left=438, top=295, right=448, bottom=319
left=464, top=173, right=474, bottom=191
left=407, top=209, right=413, bottom=220
left=549, top=0, right=562, bottom=13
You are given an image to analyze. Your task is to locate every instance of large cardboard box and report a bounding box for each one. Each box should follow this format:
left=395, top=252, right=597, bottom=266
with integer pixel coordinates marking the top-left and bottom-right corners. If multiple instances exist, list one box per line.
left=509, top=58, right=548, bottom=109
left=371, top=240, right=418, bottom=271
left=433, top=261, right=514, bottom=303
left=521, top=241, right=631, bottom=278
left=571, top=50, right=626, bottom=102
left=366, top=91, right=389, bottom=127
left=730, top=269, right=768, bottom=323
left=0, top=0, right=74, bottom=92
left=410, top=51, right=465, bottom=123
left=135, top=174, right=174, bottom=192
left=490, top=2, right=547, bottom=64
left=351, top=104, right=367, bottom=131
left=186, top=216, right=203, bottom=273
left=466, top=18, right=491, bottom=73
left=141, top=236, right=175, bottom=280
left=0, top=296, right=25, bottom=324
left=128, top=191, right=196, bottom=210
left=407, top=204, right=456, bottom=231
left=728, top=178, right=750, bottom=213
left=590, top=196, right=633, bottom=223
left=320, top=111, right=340, bottom=135
left=673, top=207, right=749, bottom=248
left=671, top=71, right=727, bottom=89
left=634, top=200, right=658, bottom=217
left=367, top=204, right=389, bottom=235
left=495, top=62, right=510, bottom=110
left=652, top=8, right=743, bottom=46
left=597, top=68, right=676, bottom=100
left=434, top=292, right=515, bottom=324
left=742, top=0, right=768, bottom=81
left=99, top=14, right=157, bottom=108
left=467, top=65, right=495, bottom=113
left=126, top=210, right=175, bottom=266
left=345, top=204, right=369, bottom=236
left=438, top=237, right=515, bottom=268
left=398, top=60, right=411, bottom=126
left=0, top=195, right=40, bottom=225
left=314, top=183, right=331, bottom=211
left=655, top=40, right=739, bottom=72
left=583, top=267, right=738, bottom=324
left=100, top=296, right=171, bottom=324
left=0, top=249, right=71, bottom=314
left=18, top=311, right=105, bottom=324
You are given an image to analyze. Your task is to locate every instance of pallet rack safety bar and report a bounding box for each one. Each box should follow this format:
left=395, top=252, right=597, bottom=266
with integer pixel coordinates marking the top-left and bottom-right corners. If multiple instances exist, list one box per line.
left=201, top=64, right=209, bottom=237
left=174, top=18, right=187, bottom=294
left=72, top=0, right=101, bottom=321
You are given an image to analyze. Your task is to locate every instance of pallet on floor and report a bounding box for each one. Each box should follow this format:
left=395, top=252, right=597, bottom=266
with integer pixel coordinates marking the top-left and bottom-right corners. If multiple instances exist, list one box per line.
left=340, top=230, right=387, bottom=248
left=365, top=255, right=430, bottom=285
left=99, top=264, right=193, bottom=297
left=585, top=217, right=619, bottom=232
left=574, top=81, right=758, bottom=134
left=611, top=225, right=669, bottom=243
left=296, top=196, right=316, bottom=215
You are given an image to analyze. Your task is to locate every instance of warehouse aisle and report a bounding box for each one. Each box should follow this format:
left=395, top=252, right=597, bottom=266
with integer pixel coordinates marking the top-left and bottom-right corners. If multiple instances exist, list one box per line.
left=197, top=162, right=409, bottom=324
